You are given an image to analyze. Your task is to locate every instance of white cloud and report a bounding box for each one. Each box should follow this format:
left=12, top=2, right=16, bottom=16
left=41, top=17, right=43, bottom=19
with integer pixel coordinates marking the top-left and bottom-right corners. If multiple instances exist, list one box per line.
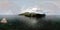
left=39, top=1, right=60, bottom=15
left=0, top=0, right=60, bottom=15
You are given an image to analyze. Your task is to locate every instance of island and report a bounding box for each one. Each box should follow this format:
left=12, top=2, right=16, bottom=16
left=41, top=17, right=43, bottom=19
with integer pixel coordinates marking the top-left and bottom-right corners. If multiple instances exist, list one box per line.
left=19, top=12, right=46, bottom=18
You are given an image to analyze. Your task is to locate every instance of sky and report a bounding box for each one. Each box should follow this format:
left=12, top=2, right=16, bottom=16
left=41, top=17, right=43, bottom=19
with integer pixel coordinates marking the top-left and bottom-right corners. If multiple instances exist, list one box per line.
left=0, top=0, right=60, bottom=15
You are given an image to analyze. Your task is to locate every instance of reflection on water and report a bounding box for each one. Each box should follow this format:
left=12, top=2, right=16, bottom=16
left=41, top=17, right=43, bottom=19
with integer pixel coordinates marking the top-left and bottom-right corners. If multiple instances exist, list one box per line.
left=0, top=15, right=60, bottom=30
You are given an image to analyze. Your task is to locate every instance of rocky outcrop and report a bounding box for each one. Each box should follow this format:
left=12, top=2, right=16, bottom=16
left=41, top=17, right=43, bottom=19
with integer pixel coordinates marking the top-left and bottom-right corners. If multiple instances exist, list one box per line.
left=19, top=12, right=45, bottom=18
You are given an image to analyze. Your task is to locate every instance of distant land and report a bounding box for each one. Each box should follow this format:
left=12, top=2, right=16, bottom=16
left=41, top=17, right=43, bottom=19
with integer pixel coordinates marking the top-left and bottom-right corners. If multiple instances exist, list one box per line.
left=19, top=12, right=46, bottom=18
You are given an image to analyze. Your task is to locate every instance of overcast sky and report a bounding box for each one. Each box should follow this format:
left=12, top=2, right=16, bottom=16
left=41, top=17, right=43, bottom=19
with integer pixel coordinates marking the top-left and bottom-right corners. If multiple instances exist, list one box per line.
left=0, top=0, right=60, bottom=15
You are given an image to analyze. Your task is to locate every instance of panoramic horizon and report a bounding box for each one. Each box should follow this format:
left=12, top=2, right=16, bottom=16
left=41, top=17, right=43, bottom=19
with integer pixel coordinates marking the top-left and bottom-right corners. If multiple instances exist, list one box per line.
left=0, top=0, right=60, bottom=15
left=0, top=0, right=60, bottom=30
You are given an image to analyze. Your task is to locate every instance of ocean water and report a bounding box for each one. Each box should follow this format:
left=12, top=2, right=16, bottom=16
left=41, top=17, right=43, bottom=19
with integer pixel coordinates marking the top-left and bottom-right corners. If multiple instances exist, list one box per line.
left=0, top=15, right=60, bottom=30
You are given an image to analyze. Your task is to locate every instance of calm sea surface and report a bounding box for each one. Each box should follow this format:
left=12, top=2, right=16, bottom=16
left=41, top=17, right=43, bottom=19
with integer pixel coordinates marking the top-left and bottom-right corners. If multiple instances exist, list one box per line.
left=0, top=15, right=60, bottom=30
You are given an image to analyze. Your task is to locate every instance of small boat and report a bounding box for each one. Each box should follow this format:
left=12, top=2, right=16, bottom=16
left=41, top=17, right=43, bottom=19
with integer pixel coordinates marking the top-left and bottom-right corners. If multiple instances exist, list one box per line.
left=0, top=18, right=7, bottom=24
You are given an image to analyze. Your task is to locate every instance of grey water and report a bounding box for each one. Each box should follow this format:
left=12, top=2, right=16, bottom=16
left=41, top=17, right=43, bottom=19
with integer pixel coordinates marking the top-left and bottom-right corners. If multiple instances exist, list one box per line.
left=0, top=15, right=60, bottom=30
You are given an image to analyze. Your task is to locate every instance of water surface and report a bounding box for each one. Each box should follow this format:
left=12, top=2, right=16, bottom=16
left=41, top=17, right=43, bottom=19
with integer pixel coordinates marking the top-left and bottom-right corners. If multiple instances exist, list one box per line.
left=0, top=15, right=60, bottom=30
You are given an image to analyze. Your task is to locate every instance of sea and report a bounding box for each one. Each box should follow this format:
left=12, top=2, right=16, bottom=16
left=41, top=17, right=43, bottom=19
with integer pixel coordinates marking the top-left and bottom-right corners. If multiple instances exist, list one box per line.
left=0, top=15, right=60, bottom=30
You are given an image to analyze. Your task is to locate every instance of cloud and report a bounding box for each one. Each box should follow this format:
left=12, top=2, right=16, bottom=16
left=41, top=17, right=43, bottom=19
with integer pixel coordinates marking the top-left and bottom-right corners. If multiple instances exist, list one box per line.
left=0, top=0, right=60, bottom=15
left=0, top=0, right=20, bottom=15
left=39, top=1, right=60, bottom=15
left=19, top=0, right=60, bottom=15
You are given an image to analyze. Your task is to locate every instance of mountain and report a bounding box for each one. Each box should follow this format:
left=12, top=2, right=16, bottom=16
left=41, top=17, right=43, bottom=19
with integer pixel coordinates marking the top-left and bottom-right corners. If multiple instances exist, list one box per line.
left=19, top=12, right=46, bottom=18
